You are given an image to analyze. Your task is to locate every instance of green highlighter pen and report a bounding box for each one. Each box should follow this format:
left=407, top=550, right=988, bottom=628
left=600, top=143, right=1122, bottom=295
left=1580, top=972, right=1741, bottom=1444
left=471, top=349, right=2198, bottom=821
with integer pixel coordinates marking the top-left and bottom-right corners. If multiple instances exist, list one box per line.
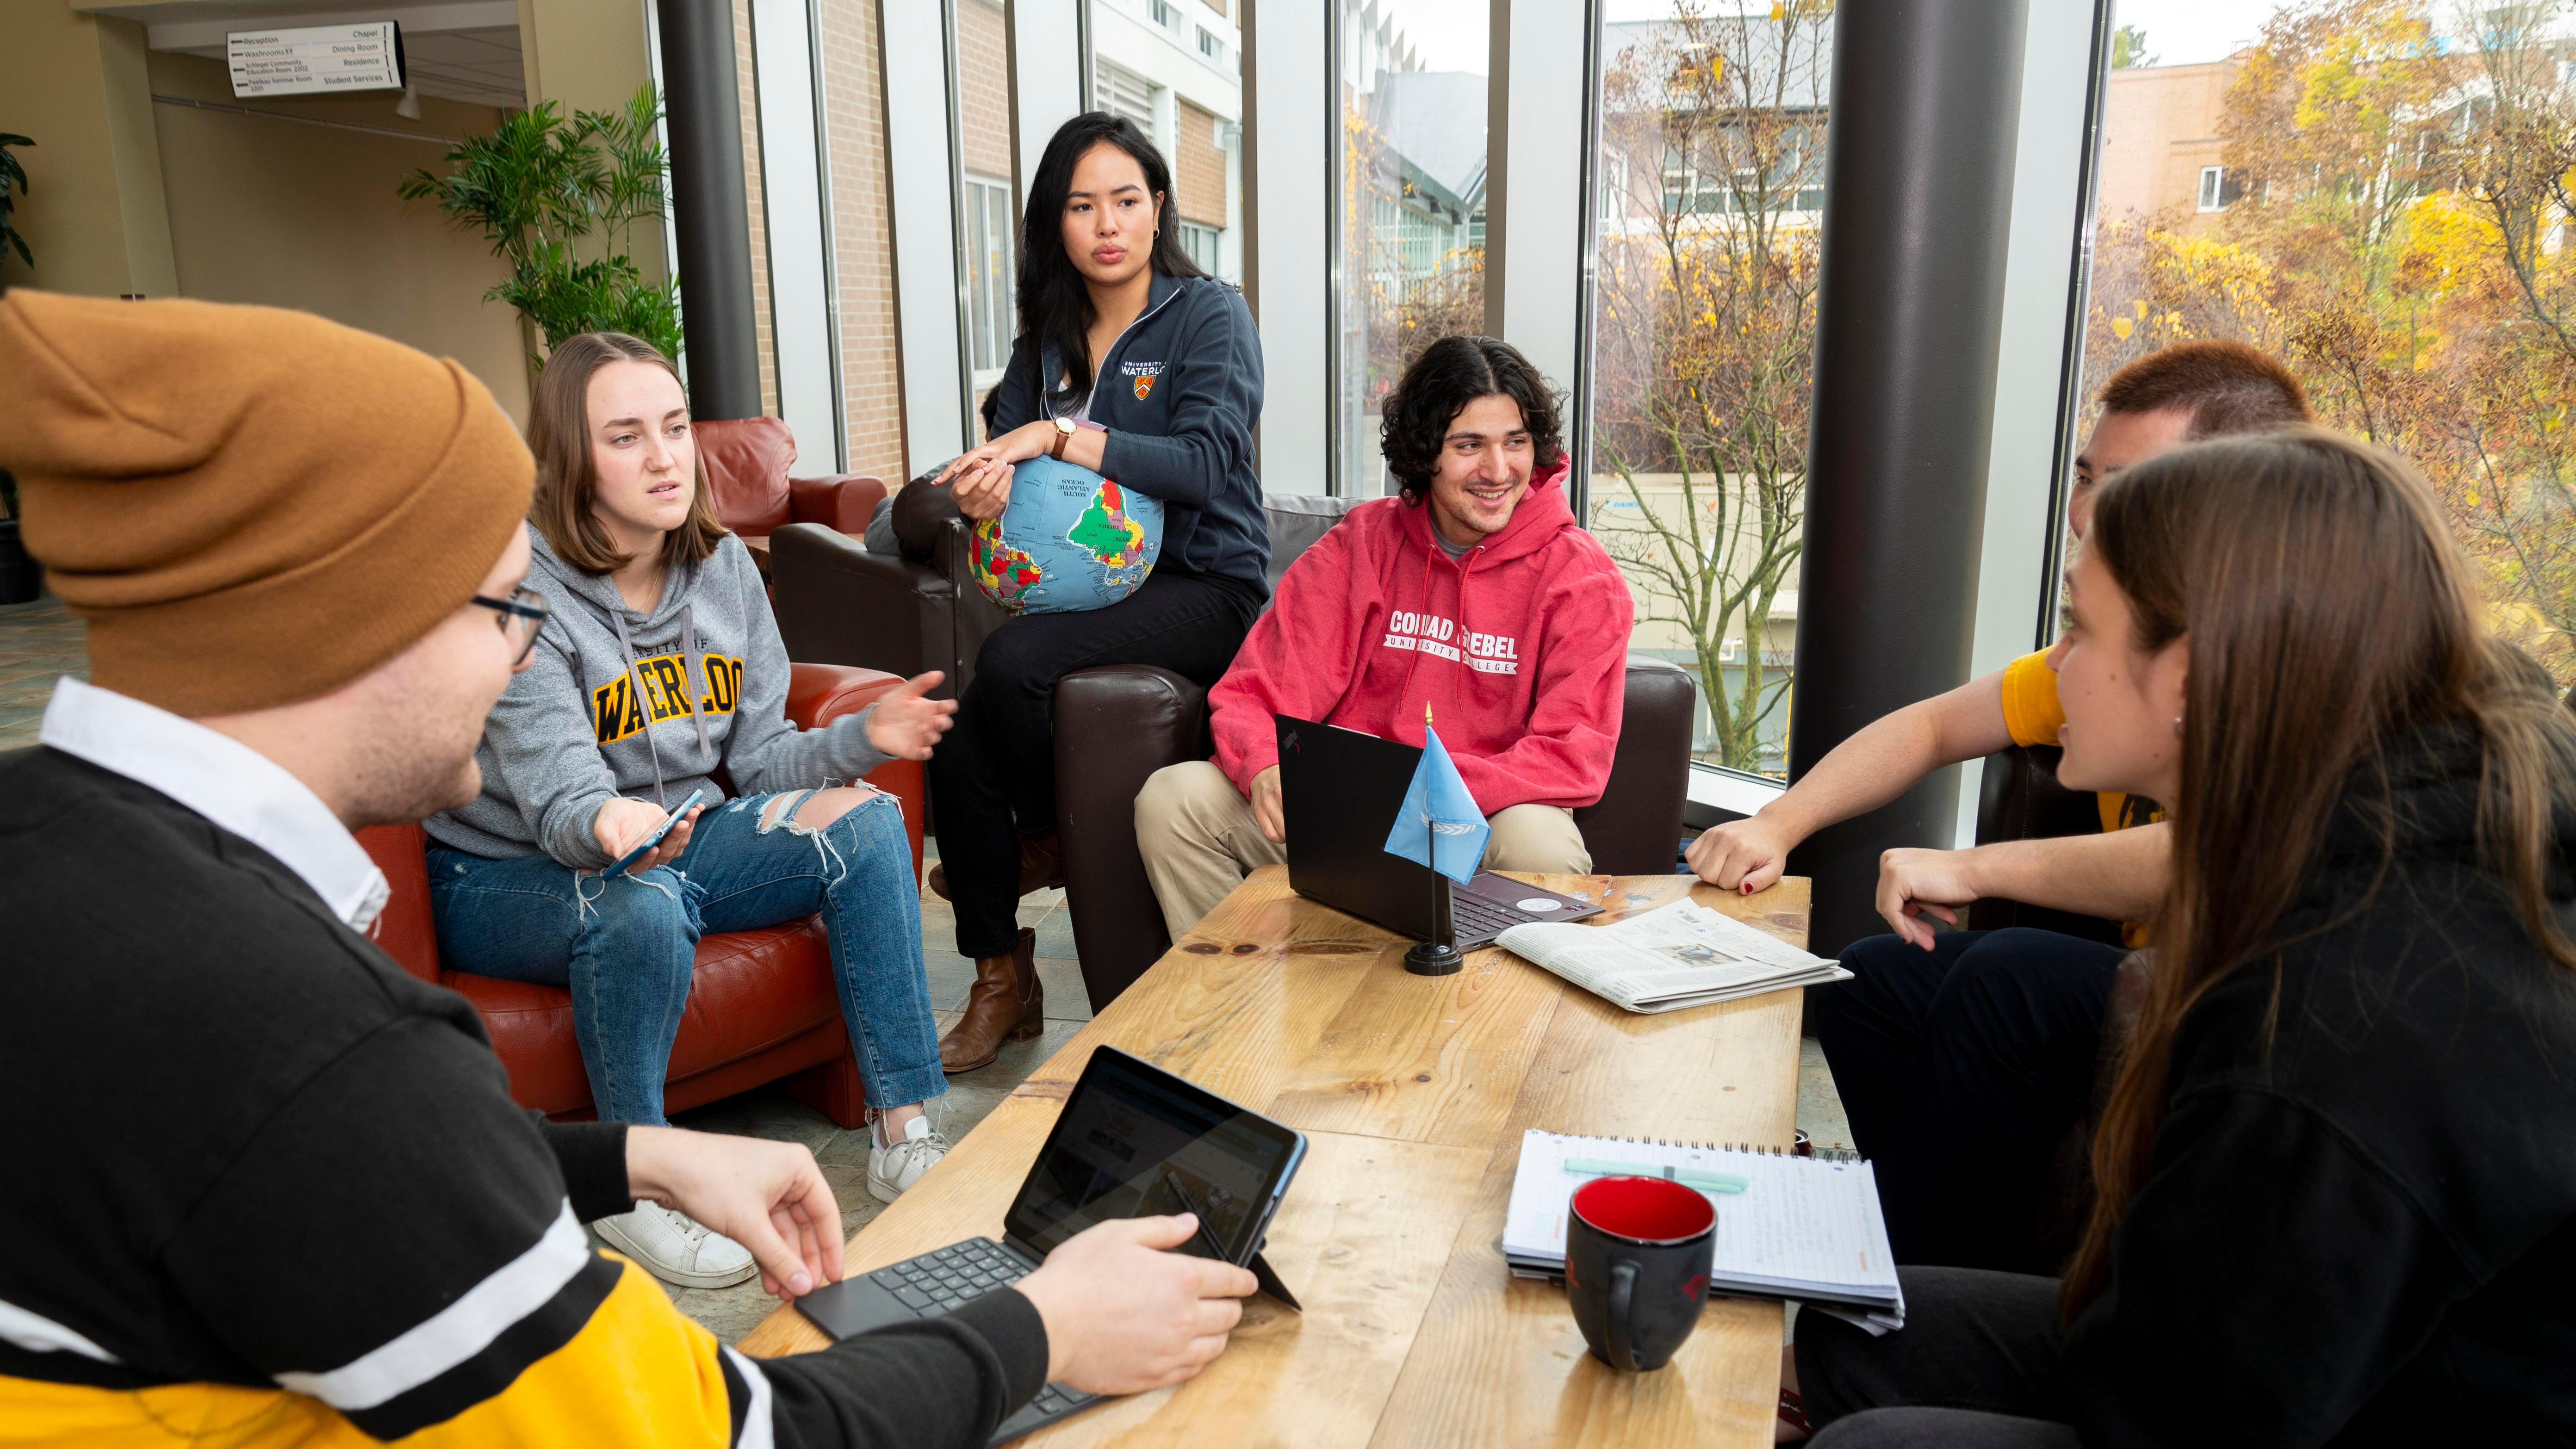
left=1563, top=1158, right=1749, bottom=1194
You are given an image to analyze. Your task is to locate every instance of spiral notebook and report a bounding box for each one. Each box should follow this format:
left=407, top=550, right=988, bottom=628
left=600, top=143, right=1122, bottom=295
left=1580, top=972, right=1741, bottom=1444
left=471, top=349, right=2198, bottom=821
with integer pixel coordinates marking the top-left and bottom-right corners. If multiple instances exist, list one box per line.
left=1501, top=1129, right=1903, bottom=1329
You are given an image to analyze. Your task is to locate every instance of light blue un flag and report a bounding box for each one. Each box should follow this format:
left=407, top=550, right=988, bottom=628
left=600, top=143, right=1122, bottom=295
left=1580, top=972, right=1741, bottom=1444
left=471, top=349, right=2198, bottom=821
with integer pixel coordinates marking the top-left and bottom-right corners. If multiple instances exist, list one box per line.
left=1383, top=726, right=1489, bottom=885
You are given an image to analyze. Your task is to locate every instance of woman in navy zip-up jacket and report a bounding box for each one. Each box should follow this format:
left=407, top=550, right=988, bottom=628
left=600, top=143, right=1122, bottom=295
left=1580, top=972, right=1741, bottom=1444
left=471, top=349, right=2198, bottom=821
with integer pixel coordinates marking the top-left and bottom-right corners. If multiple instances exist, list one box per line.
left=924, top=112, right=1268, bottom=1071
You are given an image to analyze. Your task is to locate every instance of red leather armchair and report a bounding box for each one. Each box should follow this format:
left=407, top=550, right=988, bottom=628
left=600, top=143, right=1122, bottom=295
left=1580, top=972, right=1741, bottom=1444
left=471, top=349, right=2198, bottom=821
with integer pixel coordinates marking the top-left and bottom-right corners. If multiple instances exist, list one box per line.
left=695, top=415, right=886, bottom=545
left=358, top=663, right=925, bottom=1128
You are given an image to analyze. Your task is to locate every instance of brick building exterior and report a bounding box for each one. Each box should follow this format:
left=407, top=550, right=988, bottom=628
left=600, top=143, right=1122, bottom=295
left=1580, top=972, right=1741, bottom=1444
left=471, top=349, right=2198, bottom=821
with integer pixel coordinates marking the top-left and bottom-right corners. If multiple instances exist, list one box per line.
left=817, top=0, right=904, bottom=482
left=1174, top=98, right=1226, bottom=227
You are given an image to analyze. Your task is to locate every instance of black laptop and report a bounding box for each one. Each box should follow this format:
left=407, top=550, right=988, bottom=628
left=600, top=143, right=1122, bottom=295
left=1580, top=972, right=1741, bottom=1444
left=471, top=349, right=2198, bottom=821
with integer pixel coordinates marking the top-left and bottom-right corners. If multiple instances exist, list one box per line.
left=794, top=1047, right=1307, bottom=1444
left=1274, top=714, right=1602, bottom=947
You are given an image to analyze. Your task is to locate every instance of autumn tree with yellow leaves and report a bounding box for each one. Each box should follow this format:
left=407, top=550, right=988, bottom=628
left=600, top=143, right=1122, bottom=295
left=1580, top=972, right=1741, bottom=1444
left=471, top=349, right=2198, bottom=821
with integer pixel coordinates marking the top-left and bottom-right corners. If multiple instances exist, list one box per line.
left=2088, top=0, right=2576, bottom=677
left=1589, top=0, right=1833, bottom=772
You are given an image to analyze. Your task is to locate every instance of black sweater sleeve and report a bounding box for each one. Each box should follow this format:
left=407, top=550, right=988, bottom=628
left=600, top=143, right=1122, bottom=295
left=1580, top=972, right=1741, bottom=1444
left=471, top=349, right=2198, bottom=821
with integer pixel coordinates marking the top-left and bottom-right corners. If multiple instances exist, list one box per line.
left=763, top=1289, right=1051, bottom=1448
left=538, top=1117, right=634, bottom=1223
left=1099, top=287, right=1262, bottom=508
left=2061, top=1086, right=2471, bottom=1448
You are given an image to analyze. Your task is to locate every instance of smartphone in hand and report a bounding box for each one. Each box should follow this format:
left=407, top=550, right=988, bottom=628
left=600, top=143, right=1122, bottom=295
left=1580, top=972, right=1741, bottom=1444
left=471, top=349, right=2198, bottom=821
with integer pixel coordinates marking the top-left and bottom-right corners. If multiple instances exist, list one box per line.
left=605, top=789, right=705, bottom=877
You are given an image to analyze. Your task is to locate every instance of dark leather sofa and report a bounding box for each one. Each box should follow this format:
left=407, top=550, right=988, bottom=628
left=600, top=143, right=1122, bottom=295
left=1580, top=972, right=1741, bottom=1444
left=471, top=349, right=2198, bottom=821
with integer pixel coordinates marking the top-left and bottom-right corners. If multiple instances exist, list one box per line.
left=1050, top=654, right=1701, bottom=1010
left=770, top=483, right=1701, bottom=1009
left=769, top=466, right=1006, bottom=701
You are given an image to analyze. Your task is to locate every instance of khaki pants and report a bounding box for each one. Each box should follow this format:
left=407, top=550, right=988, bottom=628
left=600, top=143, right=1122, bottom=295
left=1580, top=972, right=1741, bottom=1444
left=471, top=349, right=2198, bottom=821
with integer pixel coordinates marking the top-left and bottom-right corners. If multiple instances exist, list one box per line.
left=1135, top=760, right=1594, bottom=940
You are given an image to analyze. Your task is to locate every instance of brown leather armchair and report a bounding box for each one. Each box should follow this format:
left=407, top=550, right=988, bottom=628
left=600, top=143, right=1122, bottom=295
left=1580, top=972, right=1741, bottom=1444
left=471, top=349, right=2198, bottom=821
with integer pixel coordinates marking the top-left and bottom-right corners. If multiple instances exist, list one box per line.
left=1050, top=654, right=1700, bottom=1009
left=356, top=662, right=925, bottom=1128
left=695, top=415, right=887, bottom=551
left=770, top=509, right=1004, bottom=703
left=1968, top=744, right=2124, bottom=946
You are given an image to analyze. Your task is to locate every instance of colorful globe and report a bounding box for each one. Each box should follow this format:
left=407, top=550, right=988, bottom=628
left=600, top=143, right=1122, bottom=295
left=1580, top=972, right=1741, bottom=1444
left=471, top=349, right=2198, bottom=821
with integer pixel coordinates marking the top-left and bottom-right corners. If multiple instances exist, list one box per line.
left=967, top=457, right=1164, bottom=615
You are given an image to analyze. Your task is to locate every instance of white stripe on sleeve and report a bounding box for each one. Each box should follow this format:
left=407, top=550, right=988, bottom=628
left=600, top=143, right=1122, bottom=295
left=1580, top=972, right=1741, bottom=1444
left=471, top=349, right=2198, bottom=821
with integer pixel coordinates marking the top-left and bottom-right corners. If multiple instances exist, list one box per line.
left=722, top=1345, right=777, bottom=1449
left=275, top=1198, right=591, bottom=1411
left=0, top=1297, right=123, bottom=1363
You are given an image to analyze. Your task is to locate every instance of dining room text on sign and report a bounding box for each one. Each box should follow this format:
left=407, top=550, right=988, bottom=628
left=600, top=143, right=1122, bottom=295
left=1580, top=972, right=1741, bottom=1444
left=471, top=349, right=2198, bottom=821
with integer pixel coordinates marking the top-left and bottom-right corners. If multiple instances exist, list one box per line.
left=227, top=22, right=405, bottom=99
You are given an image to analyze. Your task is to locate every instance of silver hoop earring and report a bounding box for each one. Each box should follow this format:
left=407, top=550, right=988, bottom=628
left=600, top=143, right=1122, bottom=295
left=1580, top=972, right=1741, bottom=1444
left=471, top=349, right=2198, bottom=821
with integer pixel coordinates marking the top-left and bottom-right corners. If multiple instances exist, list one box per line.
left=2172, top=715, right=2185, bottom=738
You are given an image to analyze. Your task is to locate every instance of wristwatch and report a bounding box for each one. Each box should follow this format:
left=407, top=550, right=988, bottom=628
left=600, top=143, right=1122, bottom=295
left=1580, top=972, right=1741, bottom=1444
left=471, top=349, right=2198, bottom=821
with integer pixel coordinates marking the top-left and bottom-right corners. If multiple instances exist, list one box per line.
left=1046, top=415, right=1103, bottom=462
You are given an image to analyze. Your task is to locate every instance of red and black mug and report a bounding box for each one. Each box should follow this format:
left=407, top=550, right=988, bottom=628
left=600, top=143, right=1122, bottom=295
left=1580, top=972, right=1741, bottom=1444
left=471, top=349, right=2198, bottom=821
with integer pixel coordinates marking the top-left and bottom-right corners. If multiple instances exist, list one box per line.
left=1564, top=1175, right=1716, bottom=1371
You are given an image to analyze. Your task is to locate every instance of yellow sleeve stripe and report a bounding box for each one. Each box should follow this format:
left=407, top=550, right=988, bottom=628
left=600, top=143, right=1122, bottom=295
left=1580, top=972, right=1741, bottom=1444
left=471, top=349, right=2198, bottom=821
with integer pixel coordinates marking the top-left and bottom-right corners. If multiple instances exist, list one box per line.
left=0, top=1260, right=750, bottom=1449
left=401, top=1257, right=740, bottom=1447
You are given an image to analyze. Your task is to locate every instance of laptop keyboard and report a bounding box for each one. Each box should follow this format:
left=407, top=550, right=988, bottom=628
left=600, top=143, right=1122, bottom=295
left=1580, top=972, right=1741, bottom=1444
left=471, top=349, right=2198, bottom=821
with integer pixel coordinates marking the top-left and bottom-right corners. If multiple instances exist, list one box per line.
left=1452, top=891, right=1540, bottom=943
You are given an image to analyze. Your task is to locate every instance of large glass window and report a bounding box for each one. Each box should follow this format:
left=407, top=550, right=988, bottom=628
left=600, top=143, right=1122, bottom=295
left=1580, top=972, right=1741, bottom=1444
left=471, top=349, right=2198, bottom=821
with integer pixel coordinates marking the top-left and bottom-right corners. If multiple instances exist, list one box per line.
left=953, top=0, right=1013, bottom=414
left=963, top=173, right=1015, bottom=384
left=1335, top=0, right=1490, bottom=496
left=2072, top=0, right=2576, bottom=684
left=1093, top=1, right=1245, bottom=288
left=1585, top=1, right=1834, bottom=774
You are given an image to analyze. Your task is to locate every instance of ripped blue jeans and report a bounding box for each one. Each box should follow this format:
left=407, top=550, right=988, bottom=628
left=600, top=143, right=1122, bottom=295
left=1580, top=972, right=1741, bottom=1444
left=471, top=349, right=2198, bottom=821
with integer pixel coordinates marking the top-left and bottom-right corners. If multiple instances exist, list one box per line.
left=426, top=788, right=945, bottom=1126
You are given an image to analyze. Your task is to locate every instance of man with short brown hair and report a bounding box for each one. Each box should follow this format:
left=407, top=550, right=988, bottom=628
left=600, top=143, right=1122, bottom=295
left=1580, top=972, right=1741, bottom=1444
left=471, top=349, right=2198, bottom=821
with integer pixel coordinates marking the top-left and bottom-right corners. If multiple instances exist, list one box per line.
left=1690, top=338, right=2311, bottom=1273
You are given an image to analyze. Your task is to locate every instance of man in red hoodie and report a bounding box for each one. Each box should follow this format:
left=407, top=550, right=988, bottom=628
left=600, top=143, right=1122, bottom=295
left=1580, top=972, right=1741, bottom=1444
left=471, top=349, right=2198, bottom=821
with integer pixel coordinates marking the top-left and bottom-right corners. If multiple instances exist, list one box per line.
left=1136, top=335, right=1636, bottom=937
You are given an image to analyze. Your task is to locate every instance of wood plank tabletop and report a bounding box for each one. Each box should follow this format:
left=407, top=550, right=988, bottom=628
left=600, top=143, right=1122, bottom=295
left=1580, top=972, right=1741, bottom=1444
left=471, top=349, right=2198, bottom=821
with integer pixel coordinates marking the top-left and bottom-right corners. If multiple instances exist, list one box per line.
left=738, top=867, right=1813, bottom=1447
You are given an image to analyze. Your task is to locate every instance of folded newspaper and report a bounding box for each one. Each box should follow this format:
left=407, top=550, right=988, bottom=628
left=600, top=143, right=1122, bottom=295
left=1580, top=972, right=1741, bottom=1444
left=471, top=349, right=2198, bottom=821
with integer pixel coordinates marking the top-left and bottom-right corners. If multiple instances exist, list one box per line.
left=1496, top=897, right=1848, bottom=1012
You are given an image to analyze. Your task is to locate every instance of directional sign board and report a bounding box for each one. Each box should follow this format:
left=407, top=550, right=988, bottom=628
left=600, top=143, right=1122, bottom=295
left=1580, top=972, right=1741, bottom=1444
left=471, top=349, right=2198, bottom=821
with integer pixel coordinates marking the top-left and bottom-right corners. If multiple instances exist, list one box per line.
left=227, top=22, right=406, bottom=99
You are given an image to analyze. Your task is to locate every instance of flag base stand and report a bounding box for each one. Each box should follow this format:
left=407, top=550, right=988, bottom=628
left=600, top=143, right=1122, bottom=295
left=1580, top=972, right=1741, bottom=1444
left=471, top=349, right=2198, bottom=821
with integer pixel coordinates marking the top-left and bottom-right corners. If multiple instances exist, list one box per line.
left=1403, top=941, right=1464, bottom=976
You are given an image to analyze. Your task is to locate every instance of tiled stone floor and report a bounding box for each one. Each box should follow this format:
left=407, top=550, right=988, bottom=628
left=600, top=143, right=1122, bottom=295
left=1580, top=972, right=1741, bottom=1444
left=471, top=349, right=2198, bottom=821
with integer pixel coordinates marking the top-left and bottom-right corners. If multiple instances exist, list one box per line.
left=0, top=593, right=1856, bottom=1347
left=0, top=594, right=84, bottom=749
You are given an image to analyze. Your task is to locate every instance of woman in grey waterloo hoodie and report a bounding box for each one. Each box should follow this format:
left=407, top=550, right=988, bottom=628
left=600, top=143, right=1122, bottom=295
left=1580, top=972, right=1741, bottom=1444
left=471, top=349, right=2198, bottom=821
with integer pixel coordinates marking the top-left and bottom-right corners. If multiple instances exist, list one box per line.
left=424, top=333, right=955, bottom=1289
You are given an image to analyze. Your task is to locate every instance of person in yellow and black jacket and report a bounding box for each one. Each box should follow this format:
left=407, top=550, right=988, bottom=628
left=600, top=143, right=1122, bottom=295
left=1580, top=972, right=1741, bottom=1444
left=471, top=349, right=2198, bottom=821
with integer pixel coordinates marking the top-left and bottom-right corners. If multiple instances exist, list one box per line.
left=1684, top=341, right=2315, bottom=1275
left=0, top=291, right=1256, bottom=1447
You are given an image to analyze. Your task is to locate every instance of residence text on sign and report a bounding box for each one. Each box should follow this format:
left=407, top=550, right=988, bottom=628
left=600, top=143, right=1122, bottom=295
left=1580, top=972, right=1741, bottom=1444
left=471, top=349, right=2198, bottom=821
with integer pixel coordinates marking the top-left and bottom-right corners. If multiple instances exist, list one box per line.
left=227, top=23, right=406, bottom=99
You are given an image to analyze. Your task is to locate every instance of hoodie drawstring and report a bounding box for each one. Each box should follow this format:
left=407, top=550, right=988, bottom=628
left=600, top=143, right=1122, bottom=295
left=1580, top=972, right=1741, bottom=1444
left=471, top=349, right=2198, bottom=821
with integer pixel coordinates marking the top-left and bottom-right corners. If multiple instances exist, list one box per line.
left=678, top=602, right=714, bottom=768
left=1395, top=537, right=1480, bottom=741
left=608, top=607, right=670, bottom=808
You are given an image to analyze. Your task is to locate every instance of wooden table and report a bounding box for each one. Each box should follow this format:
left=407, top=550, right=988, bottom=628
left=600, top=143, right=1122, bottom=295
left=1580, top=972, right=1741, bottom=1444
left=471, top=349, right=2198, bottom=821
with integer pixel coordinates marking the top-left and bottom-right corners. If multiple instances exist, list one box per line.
left=740, top=866, right=1812, bottom=1446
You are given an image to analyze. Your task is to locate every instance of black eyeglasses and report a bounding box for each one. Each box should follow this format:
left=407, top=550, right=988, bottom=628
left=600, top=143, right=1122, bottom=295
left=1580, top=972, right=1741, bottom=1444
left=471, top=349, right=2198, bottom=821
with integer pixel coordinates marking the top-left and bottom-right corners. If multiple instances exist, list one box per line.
left=471, top=586, right=550, bottom=664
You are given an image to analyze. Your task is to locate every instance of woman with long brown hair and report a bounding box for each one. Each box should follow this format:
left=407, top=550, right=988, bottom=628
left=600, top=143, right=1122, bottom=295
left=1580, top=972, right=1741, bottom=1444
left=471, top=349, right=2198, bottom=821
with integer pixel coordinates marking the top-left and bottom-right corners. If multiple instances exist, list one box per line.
left=1785, top=428, right=2576, bottom=1445
left=425, top=333, right=962, bottom=1289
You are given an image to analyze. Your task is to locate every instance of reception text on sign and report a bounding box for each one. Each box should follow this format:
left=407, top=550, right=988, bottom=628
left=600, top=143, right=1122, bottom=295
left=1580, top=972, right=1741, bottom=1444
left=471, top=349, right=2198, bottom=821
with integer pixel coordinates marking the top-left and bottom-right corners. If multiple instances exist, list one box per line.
left=227, top=22, right=405, bottom=99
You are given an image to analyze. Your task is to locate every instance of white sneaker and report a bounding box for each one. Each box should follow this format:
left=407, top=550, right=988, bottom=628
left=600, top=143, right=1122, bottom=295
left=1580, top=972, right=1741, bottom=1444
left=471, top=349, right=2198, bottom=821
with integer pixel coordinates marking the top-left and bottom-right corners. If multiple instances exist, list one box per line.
left=869, top=1114, right=950, bottom=1202
left=594, top=1201, right=758, bottom=1289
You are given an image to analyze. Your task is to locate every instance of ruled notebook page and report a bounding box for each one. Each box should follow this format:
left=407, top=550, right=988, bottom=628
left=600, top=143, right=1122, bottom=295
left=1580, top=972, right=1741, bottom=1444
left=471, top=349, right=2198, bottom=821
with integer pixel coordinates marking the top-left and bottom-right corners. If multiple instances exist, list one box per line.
left=1500, top=1129, right=1899, bottom=1302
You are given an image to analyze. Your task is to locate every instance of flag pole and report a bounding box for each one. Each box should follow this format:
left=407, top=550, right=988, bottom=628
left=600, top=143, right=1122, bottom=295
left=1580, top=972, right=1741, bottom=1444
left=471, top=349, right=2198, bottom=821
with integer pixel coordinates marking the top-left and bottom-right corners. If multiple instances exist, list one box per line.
left=1405, top=701, right=1464, bottom=977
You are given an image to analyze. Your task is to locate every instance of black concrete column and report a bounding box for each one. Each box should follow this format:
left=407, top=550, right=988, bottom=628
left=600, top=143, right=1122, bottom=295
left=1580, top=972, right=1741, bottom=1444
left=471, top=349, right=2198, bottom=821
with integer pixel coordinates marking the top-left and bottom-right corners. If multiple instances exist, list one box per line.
left=656, top=0, right=762, bottom=421
left=1788, top=0, right=2031, bottom=955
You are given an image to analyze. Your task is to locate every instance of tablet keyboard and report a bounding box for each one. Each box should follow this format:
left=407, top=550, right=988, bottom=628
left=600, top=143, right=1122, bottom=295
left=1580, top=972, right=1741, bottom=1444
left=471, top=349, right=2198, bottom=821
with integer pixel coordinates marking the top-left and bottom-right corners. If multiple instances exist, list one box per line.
left=864, top=1236, right=1028, bottom=1314
left=857, top=1237, right=1100, bottom=1444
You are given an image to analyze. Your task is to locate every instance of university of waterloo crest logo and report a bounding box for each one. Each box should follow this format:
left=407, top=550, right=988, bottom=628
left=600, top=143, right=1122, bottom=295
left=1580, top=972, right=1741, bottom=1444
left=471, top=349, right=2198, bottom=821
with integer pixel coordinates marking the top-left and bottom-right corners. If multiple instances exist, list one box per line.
left=1123, top=359, right=1163, bottom=402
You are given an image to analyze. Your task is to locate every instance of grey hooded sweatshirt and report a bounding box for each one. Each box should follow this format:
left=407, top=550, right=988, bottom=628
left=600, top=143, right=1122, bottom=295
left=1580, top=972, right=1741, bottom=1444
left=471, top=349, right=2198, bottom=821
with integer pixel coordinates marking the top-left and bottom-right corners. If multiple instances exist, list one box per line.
left=425, top=525, right=891, bottom=868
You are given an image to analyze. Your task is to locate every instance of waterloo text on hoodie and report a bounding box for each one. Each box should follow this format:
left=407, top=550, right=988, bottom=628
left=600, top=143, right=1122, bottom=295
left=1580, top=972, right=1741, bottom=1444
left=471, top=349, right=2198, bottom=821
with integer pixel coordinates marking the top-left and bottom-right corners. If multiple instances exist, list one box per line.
left=1208, top=458, right=1635, bottom=812
left=428, top=525, right=893, bottom=867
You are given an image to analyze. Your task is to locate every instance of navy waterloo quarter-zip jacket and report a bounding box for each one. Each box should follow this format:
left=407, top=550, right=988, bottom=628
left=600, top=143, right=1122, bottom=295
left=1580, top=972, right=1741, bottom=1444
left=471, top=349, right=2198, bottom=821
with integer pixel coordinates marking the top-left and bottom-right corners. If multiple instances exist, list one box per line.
left=989, top=271, right=1270, bottom=596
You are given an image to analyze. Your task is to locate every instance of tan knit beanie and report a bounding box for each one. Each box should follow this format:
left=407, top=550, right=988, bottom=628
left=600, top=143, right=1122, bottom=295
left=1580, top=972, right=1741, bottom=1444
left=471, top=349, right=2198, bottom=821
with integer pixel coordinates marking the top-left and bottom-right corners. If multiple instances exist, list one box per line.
left=0, top=291, right=534, bottom=717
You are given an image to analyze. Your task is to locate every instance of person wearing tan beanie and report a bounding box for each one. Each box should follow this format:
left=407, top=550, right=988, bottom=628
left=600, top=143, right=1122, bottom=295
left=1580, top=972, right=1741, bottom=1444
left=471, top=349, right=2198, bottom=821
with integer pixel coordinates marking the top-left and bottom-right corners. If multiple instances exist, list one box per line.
left=0, top=291, right=1256, bottom=1448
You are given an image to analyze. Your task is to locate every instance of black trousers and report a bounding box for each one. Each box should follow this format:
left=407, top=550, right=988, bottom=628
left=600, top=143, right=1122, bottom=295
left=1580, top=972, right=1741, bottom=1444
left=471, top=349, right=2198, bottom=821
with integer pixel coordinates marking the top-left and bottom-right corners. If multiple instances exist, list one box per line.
left=1799, top=1266, right=2079, bottom=1448
left=1811, top=929, right=2128, bottom=1272
left=927, top=565, right=1261, bottom=960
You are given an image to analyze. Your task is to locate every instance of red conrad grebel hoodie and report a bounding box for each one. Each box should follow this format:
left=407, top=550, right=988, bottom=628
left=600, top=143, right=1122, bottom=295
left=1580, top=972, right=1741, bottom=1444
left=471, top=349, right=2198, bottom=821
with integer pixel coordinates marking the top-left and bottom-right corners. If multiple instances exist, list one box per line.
left=1208, top=457, right=1636, bottom=815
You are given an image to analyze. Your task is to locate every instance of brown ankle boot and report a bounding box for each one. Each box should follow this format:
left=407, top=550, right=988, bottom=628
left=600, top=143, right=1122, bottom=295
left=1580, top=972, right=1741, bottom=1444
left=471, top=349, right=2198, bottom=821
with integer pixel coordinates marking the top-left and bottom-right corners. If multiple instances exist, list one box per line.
left=939, top=927, right=1043, bottom=1073
left=925, top=835, right=1066, bottom=903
